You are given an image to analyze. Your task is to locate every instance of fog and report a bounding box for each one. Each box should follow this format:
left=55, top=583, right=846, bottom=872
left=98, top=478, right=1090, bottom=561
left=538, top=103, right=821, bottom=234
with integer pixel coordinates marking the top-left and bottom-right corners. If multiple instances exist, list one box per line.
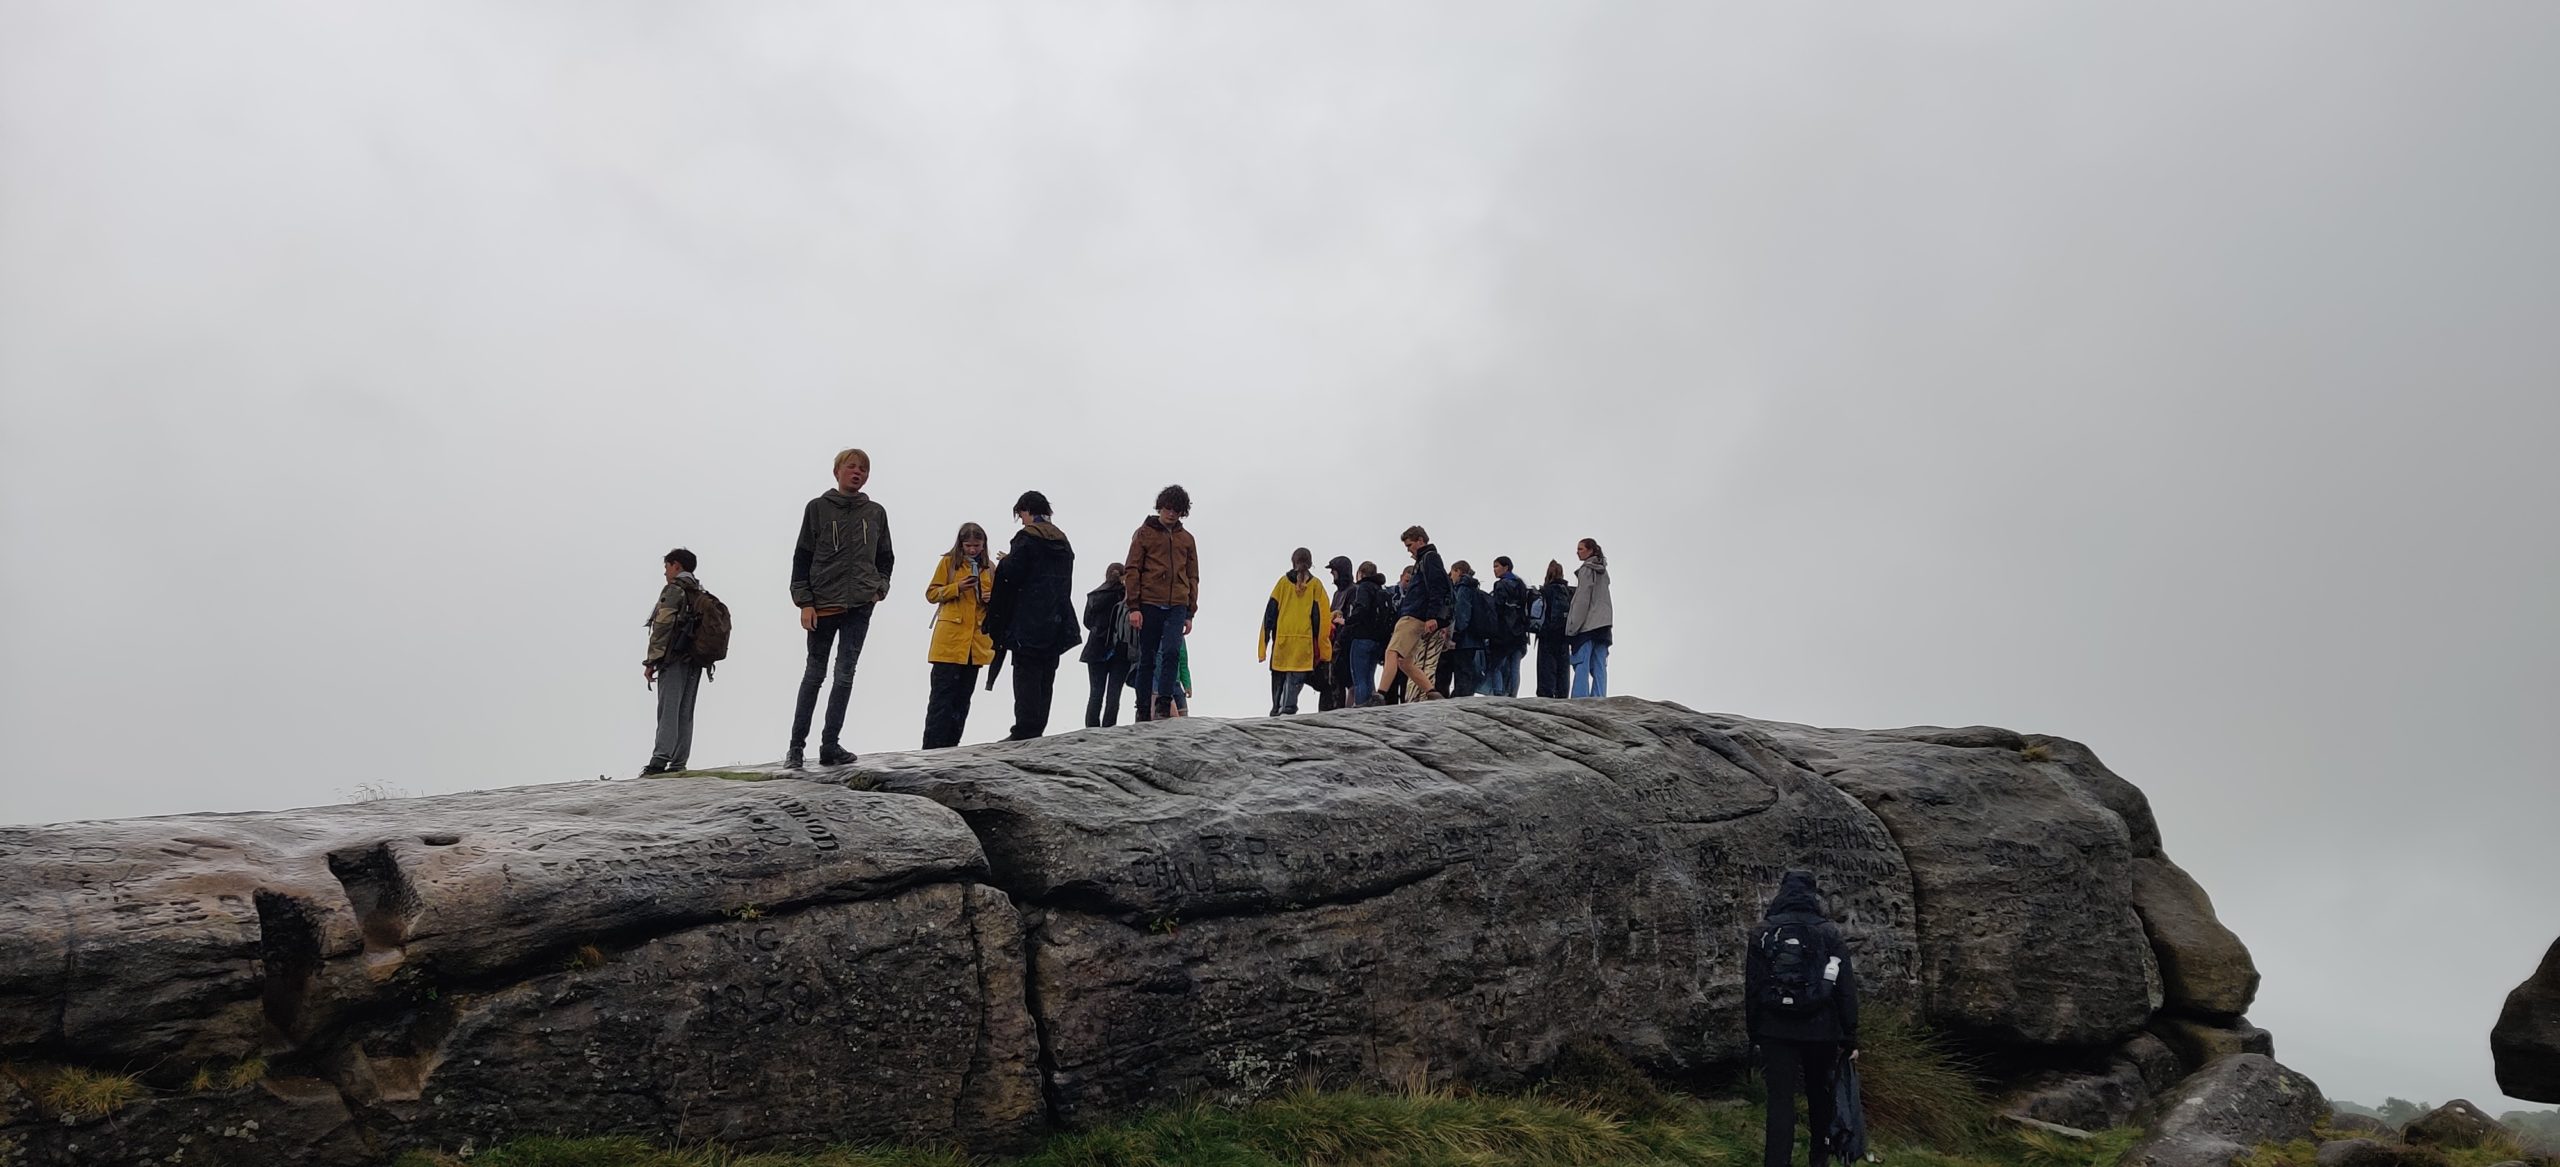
left=3, top=1, right=2555, bottom=1108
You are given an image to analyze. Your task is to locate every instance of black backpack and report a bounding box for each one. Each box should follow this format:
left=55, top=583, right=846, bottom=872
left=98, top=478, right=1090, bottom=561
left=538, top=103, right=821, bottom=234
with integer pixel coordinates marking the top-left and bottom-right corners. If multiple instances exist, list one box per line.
left=1494, top=580, right=1530, bottom=643
left=1356, top=581, right=1399, bottom=642
left=1462, top=586, right=1496, bottom=645
left=1756, top=920, right=1840, bottom=1017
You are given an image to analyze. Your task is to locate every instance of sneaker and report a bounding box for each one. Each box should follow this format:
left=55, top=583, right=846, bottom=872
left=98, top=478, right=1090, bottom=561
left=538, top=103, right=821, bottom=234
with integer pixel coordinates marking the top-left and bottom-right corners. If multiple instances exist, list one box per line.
left=1420, top=689, right=1446, bottom=701
left=818, top=745, right=858, bottom=767
left=781, top=746, right=805, bottom=770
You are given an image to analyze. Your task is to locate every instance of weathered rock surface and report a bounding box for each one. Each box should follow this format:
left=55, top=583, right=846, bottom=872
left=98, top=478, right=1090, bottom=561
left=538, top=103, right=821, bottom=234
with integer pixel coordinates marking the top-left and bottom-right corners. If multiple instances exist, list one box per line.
left=2495, top=937, right=2560, bottom=1103
left=2002, top=1034, right=2186, bottom=1132
left=2132, top=856, right=2259, bottom=1020
left=2401, top=1100, right=2508, bottom=1149
left=2151, top=1014, right=2275, bottom=1072
left=0, top=697, right=2265, bottom=1164
left=0, top=779, right=1028, bottom=1163
left=2121, top=1054, right=2327, bottom=1167
left=847, top=700, right=1922, bottom=1119
left=2316, top=1138, right=2392, bottom=1167
left=1751, top=722, right=2163, bottom=1046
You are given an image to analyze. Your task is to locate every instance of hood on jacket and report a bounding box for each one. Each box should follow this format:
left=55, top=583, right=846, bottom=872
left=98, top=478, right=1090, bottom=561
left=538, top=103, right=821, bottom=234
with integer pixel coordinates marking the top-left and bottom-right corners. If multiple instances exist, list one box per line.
left=1579, top=554, right=1608, bottom=576
left=1144, top=514, right=1184, bottom=534
left=1327, top=556, right=1354, bottom=589
left=821, top=488, right=871, bottom=509
left=1020, top=521, right=1069, bottom=545
left=1764, top=870, right=1826, bottom=920
left=1087, top=579, right=1124, bottom=599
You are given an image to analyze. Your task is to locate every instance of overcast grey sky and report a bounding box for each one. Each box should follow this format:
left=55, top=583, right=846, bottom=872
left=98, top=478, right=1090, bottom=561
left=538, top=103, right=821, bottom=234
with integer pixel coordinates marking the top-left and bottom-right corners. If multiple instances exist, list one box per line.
left=3, top=0, right=2554, bottom=1111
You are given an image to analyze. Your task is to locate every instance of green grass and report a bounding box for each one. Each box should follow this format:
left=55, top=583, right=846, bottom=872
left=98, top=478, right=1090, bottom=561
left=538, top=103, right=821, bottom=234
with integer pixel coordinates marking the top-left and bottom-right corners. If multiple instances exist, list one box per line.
left=15, top=1065, right=146, bottom=1120
left=384, top=1082, right=2147, bottom=1167
left=1854, top=1008, right=1992, bottom=1149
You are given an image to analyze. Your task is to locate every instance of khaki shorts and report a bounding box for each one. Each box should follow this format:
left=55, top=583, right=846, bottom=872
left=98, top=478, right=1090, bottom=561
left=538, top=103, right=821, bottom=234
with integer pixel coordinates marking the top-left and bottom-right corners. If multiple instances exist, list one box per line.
left=1388, top=615, right=1429, bottom=659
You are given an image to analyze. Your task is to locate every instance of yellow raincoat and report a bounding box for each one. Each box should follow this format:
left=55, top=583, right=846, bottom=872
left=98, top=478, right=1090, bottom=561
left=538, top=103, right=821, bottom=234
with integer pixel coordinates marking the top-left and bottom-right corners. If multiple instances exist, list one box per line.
left=1256, top=572, right=1332, bottom=673
left=926, top=553, right=997, bottom=666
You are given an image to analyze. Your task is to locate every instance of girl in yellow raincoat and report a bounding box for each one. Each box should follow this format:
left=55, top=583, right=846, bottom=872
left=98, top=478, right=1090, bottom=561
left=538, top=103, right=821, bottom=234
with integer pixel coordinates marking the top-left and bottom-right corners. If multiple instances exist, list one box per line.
left=922, top=522, right=995, bottom=748
left=1257, top=546, right=1332, bottom=716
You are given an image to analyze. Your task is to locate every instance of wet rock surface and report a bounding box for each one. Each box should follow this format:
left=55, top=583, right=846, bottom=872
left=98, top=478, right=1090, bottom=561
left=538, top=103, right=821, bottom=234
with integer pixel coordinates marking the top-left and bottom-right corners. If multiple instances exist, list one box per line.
left=2121, top=1053, right=2327, bottom=1167
left=2495, top=937, right=2560, bottom=1103
left=1, top=697, right=2268, bottom=1163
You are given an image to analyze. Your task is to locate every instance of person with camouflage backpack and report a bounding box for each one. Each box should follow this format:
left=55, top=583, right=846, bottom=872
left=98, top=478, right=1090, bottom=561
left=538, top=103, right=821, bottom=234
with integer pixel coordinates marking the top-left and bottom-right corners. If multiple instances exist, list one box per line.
left=640, top=547, right=728, bottom=777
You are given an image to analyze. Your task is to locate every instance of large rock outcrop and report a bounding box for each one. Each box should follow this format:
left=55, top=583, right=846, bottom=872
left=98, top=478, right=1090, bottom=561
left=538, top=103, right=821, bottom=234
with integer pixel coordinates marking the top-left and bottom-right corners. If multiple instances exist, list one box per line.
left=0, top=698, right=2268, bottom=1165
left=2494, top=937, right=2560, bottom=1103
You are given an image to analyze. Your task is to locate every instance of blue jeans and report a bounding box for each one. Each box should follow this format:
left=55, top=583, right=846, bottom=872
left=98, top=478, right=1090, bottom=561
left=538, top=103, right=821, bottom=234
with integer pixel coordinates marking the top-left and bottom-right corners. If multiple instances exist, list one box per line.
left=1570, top=639, right=1610, bottom=698
left=1348, top=638, right=1383, bottom=705
left=1133, top=605, right=1189, bottom=719
left=1484, top=645, right=1524, bottom=697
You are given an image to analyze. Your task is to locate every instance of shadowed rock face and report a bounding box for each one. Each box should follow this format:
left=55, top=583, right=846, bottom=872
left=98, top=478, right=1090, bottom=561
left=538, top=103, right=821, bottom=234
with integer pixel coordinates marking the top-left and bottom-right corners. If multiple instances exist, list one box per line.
left=0, top=697, right=2260, bottom=1165
left=2495, top=938, right=2560, bottom=1103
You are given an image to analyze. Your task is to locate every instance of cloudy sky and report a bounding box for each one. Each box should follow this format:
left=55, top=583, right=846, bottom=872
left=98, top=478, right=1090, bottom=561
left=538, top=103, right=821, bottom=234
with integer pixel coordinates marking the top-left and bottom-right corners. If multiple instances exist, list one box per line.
left=3, top=1, right=2554, bottom=1110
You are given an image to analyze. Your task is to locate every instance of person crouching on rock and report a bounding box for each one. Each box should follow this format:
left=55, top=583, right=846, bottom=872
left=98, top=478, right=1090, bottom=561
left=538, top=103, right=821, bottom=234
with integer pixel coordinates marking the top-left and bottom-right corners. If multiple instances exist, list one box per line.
left=921, top=522, right=995, bottom=749
left=1747, top=869, right=1861, bottom=1167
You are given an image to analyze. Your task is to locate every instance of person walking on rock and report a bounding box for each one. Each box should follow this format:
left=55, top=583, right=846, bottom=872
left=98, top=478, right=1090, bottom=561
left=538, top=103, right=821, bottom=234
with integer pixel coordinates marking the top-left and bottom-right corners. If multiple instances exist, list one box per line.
left=1122, top=485, right=1200, bottom=722
left=640, top=547, right=719, bottom=776
left=920, top=522, right=996, bottom=749
left=1567, top=537, right=1614, bottom=698
left=984, top=491, right=1078, bottom=741
left=1258, top=547, right=1332, bottom=715
left=1372, top=526, right=1452, bottom=704
left=787, top=448, right=893, bottom=768
left=1080, top=562, right=1135, bottom=728
left=1747, top=869, right=1861, bottom=1167
left=1533, top=560, right=1573, bottom=698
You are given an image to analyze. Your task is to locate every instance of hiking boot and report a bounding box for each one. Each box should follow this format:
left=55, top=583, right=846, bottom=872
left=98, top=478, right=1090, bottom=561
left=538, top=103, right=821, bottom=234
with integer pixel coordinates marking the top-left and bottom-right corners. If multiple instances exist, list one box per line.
left=818, top=745, right=858, bottom=767
left=781, top=746, right=805, bottom=770
left=1420, top=689, right=1446, bottom=701
left=1359, top=693, right=1392, bottom=708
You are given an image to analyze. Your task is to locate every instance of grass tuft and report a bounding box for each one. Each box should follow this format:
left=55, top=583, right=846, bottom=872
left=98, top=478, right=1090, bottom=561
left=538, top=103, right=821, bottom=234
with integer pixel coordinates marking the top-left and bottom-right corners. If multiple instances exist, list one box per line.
left=2018, top=742, right=2054, bottom=763
left=568, top=944, right=609, bottom=971
left=35, top=1066, right=145, bottom=1120
left=1854, top=1008, right=1992, bottom=1148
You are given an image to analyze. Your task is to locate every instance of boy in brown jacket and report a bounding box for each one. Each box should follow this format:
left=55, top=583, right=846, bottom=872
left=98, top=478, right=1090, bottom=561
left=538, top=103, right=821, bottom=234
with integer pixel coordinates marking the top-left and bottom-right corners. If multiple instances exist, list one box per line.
left=1122, top=484, right=1199, bottom=722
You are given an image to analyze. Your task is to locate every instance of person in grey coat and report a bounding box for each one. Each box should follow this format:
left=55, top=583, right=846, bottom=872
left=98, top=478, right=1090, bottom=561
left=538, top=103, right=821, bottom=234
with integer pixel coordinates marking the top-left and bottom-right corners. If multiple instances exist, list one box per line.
left=785, top=448, right=893, bottom=769
left=1566, top=537, right=1613, bottom=698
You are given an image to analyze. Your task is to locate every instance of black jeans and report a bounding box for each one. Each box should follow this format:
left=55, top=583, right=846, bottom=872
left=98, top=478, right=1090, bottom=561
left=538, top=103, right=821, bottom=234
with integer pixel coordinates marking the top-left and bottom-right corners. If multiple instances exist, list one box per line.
left=790, top=605, right=873, bottom=750
left=922, top=661, right=978, bottom=749
left=1008, top=651, right=1063, bottom=740
left=1535, top=632, right=1571, bottom=698
left=1086, top=658, right=1126, bottom=727
left=1762, top=1040, right=1841, bottom=1167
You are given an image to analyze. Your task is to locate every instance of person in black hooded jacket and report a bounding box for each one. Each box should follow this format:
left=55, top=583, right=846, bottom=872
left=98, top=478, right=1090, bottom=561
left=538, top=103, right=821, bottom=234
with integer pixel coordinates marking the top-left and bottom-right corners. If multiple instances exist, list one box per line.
left=1745, top=870, right=1861, bottom=1167
left=984, top=490, right=1077, bottom=741
left=1079, top=562, right=1132, bottom=727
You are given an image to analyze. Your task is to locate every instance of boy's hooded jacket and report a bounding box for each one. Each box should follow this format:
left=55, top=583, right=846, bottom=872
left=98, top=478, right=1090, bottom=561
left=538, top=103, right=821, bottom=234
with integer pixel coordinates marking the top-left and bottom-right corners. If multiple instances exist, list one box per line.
left=1122, top=515, right=1201, bottom=614
left=791, top=489, right=894, bottom=611
left=1744, top=870, right=1861, bottom=1046
left=1566, top=553, right=1613, bottom=638
left=986, top=522, right=1079, bottom=655
left=1258, top=571, right=1333, bottom=674
left=1397, top=543, right=1452, bottom=623
left=924, top=553, right=997, bottom=666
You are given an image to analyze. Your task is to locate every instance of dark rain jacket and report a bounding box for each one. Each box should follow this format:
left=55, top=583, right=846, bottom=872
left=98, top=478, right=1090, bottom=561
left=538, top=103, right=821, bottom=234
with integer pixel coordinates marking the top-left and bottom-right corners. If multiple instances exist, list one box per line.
left=1397, top=543, right=1452, bottom=623
left=986, top=523, right=1079, bottom=656
left=1488, top=572, right=1531, bottom=651
left=1450, top=573, right=1491, bottom=649
left=790, top=489, right=894, bottom=611
left=1744, top=870, right=1861, bottom=1046
left=1079, top=579, right=1128, bottom=665
left=1348, top=573, right=1395, bottom=642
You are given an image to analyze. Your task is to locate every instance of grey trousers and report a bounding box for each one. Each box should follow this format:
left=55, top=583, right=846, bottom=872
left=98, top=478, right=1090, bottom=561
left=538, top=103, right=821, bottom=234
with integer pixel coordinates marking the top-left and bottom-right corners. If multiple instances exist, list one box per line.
left=650, top=661, right=703, bottom=771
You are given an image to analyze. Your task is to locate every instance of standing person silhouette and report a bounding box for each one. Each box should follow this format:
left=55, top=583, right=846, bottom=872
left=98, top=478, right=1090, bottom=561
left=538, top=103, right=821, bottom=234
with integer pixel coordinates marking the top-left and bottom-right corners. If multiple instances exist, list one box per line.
left=1122, top=485, right=1199, bottom=722
left=1746, top=870, right=1861, bottom=1167
left=785, top=448, right=892, bottom=768
left=985, top=491, right=1077, bottom=741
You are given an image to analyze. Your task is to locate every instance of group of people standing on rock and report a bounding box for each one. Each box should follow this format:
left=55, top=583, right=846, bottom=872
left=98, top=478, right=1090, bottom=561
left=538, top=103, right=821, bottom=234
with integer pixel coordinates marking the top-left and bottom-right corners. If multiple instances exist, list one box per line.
left=634, top=447, right=1618, bottom=776
left=1232, top=528, right=1616, bottom=716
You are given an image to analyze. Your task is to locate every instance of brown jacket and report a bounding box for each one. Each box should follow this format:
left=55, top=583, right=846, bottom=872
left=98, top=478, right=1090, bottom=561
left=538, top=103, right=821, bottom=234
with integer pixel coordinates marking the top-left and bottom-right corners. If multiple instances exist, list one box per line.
left=1122, top=515, right=1200, bottom=614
